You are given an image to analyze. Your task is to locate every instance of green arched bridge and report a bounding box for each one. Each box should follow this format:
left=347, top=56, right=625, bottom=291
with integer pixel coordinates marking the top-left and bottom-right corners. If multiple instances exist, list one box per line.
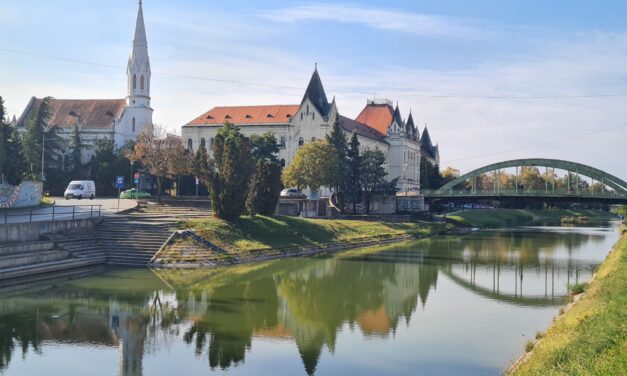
left=426, top=158, right=627, bottom=204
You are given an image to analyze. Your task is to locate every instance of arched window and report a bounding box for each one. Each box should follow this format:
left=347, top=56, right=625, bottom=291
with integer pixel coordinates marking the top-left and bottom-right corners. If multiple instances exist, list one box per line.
left=200, top=138, right=206, bottom=148
left=312, top=112, right=315, bottom=120
left=298, top=137, right=304, bottom=146
left=306, top=105, right=309, bottom=114
left=187, top=138, right=193, bottom=151
left=280, top=159, right=286, bottom=167
left=132, top=117, right=136, bottom=132
left=133, top=74, right=137, bottom=89
left=140, top=75, right=145, bottom=90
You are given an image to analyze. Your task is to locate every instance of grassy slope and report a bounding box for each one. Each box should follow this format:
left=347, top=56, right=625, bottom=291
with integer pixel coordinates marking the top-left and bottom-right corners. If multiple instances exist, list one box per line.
left=449, top=209, right=615, bottom=228
left=182, top=215, right=448, bottom=255
left=510, top=230, right=627, bottom=375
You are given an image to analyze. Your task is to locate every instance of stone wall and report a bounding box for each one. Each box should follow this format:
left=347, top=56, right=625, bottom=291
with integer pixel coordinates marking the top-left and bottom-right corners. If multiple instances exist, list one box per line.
left=0, top=181, right=43, bottom=209
left=0, top=217, right=101, bottom=243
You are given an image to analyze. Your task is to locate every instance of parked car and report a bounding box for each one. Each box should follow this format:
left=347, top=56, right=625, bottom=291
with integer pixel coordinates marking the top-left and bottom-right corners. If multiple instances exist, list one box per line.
left=280, top=188, right=306, bottom=199
left=64, top=180, right=96, bottom=200
left=120, top=188, right=151, bottom=199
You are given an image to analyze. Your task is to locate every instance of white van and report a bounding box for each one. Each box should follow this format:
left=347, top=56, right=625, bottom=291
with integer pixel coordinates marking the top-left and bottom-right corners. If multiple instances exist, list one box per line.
left=64, top=180, right=96, bottom=200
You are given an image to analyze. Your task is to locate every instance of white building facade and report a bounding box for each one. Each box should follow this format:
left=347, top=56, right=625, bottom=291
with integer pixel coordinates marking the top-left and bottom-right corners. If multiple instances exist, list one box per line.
left=182, top=68, right=436, bottom=193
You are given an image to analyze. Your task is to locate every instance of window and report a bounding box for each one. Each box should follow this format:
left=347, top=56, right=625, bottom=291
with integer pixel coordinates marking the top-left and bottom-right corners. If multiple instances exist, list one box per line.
left=132, top=117, right=136, bottom=132
left=312, top=112, right=315, bottom=120
left=311, top=137, right=316, bottom=141
left=200, top=138, right=206, bottom=148
left=280, top=136, right=286, bottom=148
left=210, top=138, right=214, bottom=148
left=187, top=138, right=193, bottom=151
left=280, top=159, right=286, bottom=167
left=140, top=75, right=145, bottom=90
left=300, top=113, right=303, bottom=120
left=298, top=137, right=304, bottom=146
left=307, top=105, right=309, bottom=114
left=133, top=74, right=137, bottom=89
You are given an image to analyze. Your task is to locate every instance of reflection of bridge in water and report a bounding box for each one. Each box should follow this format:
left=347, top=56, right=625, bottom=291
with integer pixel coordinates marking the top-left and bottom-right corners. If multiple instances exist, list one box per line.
left=425, top=158, right=627, bottom=204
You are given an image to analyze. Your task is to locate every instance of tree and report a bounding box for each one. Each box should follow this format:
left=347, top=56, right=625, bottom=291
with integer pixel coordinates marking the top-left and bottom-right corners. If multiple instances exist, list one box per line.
left=247, top=133, right=282, bottom=216
left=326, top=116, right=348, bottom=212
left=208, top=122, right=254, bottom=220
left=21, top=97, right=52, bottom=176
left=69, top=124, right=83, bottom=178
left=282, top=140, right=338, bottom=192
left=132, top=125, right=187, bottom=202
left=0, top=97, right=25, bottom=186
left=359, top=149, right=387, bottom=214
left=346, top=131, right=361, bottom=214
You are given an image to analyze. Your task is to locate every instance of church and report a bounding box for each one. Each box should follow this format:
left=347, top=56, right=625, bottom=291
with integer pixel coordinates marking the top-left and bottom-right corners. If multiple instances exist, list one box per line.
left=182, top=67, right=440, bottom=193
left=15, top=0, right=153, bottom=163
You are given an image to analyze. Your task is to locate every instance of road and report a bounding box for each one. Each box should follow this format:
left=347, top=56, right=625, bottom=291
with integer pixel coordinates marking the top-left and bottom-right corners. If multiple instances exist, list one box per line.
left=0, top=197, right=137, bottom=224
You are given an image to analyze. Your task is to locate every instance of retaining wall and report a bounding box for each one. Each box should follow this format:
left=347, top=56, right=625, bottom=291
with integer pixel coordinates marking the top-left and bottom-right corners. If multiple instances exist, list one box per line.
left=0, top=217, right=102, bottom=243
left=0, top=181, right=43, bottom=208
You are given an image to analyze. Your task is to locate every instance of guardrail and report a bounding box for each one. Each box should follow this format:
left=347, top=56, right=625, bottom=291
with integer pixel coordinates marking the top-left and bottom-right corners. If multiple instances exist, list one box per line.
left=424, top=189, right=625, bottom=198
left=0, top=205, right=103, bottom=225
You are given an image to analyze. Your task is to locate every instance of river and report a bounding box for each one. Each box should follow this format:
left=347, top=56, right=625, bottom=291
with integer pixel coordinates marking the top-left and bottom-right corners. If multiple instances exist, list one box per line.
left=0, top=224, right=620, bottom=376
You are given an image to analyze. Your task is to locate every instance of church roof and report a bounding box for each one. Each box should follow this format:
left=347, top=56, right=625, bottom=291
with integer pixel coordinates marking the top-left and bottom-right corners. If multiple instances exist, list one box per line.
left=302, top=67, right=331, bottom=116
left=338, top=115, right=387, bottom=144
left=355, top=103, right=394, bottom=134
left=17, top=97, right=125, bottom=129
left=185, top=104, right=300, bottom=126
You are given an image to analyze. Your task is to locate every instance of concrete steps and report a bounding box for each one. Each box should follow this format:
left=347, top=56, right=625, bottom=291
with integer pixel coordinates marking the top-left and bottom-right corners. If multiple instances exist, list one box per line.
left=96, top=217, right=176, bottom=266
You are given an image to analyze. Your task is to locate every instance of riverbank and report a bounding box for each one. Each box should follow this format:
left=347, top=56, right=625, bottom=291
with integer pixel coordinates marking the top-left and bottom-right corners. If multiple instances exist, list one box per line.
left=508, top=226, right=626, bottom=375
left=154, top=216, right=453, bottom=266
left=448, top=208, right=615, bottom=228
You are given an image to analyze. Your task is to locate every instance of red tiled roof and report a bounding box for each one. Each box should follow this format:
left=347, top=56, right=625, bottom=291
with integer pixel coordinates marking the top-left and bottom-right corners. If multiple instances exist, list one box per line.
left=339, top=115, right=387, bottom=144
left=355, top=103, right=394, bottom=135
left=18, top=97, right=126, bottom=129
left=185, top=105, right=300, bottom=126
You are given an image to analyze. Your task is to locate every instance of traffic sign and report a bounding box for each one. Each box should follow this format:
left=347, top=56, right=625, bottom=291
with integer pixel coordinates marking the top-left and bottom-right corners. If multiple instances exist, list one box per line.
left=116, top=176, right=125, bottom=189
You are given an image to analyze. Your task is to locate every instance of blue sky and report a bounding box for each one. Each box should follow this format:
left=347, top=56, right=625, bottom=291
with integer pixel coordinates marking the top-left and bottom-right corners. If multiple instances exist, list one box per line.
left=1, top=0, right=626, bottom=178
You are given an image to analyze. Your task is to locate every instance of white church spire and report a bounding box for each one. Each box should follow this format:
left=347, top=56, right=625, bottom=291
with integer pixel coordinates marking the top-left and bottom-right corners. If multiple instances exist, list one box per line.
left=127, top=0, right=151, bottom=106
left=117, top=0, right=153, bottom=147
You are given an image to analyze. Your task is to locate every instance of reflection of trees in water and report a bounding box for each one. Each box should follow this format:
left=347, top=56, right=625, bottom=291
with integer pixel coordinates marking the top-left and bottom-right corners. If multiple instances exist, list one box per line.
left=0, top=228, right=611, bottom=375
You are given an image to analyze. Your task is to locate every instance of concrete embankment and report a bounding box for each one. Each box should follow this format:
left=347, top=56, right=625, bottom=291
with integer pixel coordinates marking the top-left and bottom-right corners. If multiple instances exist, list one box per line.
left=507, top=226, right=626, bottom=375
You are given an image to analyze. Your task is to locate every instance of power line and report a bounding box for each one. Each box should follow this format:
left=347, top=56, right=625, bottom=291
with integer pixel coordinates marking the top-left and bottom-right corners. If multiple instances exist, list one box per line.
left=441, top=123, right=627, bottom=164
left=3, top=47, right=627, bottom=100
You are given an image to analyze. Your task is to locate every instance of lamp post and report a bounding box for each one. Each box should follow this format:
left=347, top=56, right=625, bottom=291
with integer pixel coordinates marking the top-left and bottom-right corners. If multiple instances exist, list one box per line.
left=41, top=136, right=57, bottom=181
left=130, top=159, right=134, bottom=199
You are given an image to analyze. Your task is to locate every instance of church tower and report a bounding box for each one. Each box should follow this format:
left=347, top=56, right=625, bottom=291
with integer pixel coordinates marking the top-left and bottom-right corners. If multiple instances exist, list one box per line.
left=116, top=0, right=153, bottom=147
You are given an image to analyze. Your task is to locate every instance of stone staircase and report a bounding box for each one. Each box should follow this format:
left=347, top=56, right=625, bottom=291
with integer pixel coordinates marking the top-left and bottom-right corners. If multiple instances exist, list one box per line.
left=0, top=232, right=105, bottom=281
left=96, top=215, right=178, bottom=267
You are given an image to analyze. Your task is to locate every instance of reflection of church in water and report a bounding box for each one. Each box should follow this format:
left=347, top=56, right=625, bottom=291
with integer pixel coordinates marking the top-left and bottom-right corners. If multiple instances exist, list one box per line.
left=0, top=229, right=604, bottom=376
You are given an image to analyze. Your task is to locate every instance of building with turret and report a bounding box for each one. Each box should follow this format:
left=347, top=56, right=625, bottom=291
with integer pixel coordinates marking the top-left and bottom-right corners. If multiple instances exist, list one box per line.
left=15, top=0, right=153, bottom=163
left=182, top=67, right=439, bottom=193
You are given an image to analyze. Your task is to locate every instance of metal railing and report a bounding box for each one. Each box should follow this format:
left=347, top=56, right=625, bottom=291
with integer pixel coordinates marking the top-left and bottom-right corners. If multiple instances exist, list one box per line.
left=424, top=189, right=625, bottom=198
left=0, top=205, right=102, bottom=225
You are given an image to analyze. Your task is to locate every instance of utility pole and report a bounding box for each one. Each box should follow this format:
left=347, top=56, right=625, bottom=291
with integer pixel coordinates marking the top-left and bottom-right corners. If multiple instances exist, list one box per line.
left=41, top=135, right=45, bottom=180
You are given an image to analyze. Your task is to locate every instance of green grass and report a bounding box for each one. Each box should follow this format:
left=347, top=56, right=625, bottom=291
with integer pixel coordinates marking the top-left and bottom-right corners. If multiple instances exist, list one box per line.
left=182, top=215, right=449, bottom=255
left=451, top=208, right=615, bottom=228
left=568, top=282, right=588, bottom=295
left=509, top=229, right=627, bottom=375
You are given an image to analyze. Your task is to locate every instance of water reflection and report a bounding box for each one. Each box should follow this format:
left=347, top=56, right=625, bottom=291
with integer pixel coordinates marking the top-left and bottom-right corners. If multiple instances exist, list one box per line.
left=0, top=225, right=617, bottom=375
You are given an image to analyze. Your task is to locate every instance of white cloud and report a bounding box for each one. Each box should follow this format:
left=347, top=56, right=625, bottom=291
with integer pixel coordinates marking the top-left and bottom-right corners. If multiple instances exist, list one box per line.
left=258, top=4, right=491, bottom=39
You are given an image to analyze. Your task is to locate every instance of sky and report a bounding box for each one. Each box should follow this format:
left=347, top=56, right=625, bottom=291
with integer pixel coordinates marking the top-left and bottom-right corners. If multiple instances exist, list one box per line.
left=1, top=0, right=626, bottom=179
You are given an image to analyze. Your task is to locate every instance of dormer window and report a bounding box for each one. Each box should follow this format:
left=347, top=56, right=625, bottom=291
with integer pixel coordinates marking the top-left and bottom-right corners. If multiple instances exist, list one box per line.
left=266, top=114, right=273, bottom=118
left=105, top=111, right=114, bottom=117
left=206, top=115, right=214, bottom=120
left=286, top=114, right=292, bottom=118
left=68, top=111, right=78, bottom=117
left=225, top=115, right=232, bottom=119
left=245, top=114, right=253, bottom=119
